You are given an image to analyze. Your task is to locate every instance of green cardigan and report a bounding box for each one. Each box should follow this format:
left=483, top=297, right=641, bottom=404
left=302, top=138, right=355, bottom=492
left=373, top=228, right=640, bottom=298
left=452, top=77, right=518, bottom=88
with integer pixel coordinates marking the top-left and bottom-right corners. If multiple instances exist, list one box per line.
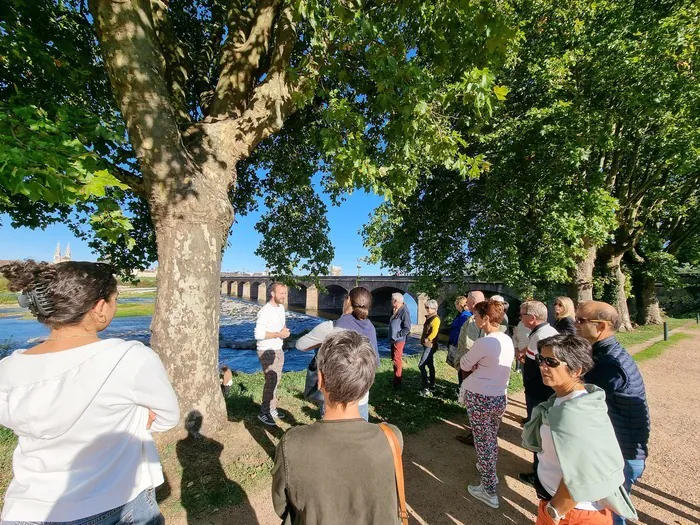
left=521, top=384, right=638, bottom=520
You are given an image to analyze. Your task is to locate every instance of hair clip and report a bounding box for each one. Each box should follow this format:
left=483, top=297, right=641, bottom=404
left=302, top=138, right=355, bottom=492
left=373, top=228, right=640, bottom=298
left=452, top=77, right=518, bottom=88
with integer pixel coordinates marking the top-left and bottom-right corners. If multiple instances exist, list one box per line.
left=18, top=284, right=55, bottom=318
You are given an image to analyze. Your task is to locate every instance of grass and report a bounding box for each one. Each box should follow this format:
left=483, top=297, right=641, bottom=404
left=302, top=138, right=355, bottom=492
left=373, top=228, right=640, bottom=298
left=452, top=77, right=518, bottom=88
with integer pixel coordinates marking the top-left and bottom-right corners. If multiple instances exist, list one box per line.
left=633, top=332, right=693, bottom=363
left=120, top=290, right=157, bottom=299
left=114, top=302, right=155, bottom=317
left=616, top=317, right=691, bottom=347
left=226, top=349, right=523, bottom=436
left=0, top=320, right=692, bottom=517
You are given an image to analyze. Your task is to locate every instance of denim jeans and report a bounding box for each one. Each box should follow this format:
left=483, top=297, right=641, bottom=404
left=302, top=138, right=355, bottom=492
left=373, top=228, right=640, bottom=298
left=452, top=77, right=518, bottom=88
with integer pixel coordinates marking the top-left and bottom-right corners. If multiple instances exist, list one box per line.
left=2, top=487, right=164, bottom=525
left=612, top=459, right=645, bottom=525
left=418, top=345, right=436, bottom=388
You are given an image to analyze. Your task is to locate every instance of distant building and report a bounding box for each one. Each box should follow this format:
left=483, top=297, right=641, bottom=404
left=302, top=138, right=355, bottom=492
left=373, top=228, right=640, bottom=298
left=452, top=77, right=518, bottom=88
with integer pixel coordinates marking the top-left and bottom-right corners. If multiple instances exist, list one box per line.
left=53, top=242, right=71, bottom=264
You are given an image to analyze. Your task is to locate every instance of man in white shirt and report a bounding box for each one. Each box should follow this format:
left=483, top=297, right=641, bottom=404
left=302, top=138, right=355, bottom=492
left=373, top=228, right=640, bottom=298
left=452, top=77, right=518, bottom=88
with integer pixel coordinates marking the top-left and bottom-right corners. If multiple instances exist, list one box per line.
left=518, top=300, right=558, bottom=488
left=254, top=283, right=290, bottom=426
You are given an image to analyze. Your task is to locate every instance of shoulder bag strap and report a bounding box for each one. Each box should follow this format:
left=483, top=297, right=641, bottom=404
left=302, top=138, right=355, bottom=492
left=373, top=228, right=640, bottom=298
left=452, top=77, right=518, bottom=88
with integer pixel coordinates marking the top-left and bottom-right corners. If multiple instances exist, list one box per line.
left=379, top=423, right=409, bottom=525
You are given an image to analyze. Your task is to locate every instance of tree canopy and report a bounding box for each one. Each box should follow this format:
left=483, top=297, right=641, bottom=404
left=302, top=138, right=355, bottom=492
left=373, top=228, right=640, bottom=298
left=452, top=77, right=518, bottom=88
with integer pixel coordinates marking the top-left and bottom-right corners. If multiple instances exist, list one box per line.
left=1, top=0, right=520, bottom=277
left=364, top=0, right=700, bottom=322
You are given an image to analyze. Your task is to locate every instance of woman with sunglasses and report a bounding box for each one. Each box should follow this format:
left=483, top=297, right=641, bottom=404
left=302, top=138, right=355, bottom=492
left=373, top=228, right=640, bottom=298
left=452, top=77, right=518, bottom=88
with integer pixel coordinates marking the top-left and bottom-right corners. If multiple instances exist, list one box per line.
left=522, top=334, right=637, bottom=525
left=0, top=260, right=179, bottom=524
left=553, top=297, right=576, bottom=335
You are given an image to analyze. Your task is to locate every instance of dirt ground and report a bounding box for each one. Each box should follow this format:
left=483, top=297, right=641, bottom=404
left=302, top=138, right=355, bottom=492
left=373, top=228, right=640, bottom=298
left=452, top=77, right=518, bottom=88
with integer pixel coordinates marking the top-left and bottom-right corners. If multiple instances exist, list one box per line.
left=174, top=327, right=700, bottom=525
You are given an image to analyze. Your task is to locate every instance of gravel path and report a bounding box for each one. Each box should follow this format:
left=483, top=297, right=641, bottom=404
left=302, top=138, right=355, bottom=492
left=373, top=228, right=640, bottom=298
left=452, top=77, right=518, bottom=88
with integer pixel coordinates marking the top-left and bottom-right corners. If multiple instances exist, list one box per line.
left=188, top=328, right=700, bottom=524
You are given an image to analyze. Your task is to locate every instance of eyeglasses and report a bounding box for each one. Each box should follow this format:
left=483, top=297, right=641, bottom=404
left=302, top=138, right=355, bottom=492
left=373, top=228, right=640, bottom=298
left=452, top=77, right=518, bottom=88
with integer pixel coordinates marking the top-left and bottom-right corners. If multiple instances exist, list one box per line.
left=535, top=354, right=567, bottom=368
left=575, top=317, right=609, bottom=325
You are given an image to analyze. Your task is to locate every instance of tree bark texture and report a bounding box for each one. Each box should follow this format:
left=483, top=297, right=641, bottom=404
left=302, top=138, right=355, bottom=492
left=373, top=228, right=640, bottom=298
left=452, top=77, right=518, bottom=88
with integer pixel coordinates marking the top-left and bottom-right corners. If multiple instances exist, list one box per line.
left=90, top=0, right=303, bottom=435
left=569, top=238, right=596, bottom=304
left=635, top=273, right=663, bottom=325
left=605, top=254, right=634, bottom=332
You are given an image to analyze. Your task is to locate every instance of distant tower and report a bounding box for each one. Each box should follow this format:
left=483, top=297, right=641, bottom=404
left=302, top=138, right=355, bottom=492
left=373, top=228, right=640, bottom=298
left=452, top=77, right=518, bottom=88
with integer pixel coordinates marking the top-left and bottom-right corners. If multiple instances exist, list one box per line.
left=53, top=242, right=61, bottom=264
left=62, top=243, right=71, bottom=262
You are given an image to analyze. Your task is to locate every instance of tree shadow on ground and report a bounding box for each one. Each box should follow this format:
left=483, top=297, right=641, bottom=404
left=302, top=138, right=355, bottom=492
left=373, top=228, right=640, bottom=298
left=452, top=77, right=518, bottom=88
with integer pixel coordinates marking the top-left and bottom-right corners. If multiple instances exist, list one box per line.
left=226, top=380, right=304, bottom=460
left=175, top=410, right=258, bottom=524
left=370, top=367, right=540, bottom=524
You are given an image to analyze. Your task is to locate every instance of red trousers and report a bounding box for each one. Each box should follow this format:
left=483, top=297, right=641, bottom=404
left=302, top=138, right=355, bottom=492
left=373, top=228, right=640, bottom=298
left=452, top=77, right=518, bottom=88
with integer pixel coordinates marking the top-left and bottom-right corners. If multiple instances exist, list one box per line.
left=391, top=341, right=405, bottom=384
left=536, top=501, right=612, bottom=525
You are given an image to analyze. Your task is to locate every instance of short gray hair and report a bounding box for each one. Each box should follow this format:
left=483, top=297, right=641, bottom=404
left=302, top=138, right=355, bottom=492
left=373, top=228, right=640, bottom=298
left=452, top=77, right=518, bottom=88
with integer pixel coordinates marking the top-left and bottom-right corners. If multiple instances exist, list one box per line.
left=391, top=292, right=404, bottom=303
left=538, top=334, right=594, bottom=377
left=425, top=299, right=438, bottom=310
left=317, top=329, right=377, bottom=406
left=522, top=300, right=547, bottom=321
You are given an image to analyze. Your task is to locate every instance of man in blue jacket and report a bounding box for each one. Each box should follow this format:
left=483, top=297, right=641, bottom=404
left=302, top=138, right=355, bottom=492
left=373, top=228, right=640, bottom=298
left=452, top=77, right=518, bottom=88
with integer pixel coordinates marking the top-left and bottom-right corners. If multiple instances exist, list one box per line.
left=389, top=292, right=412, bottom=389
left=577, top=301, right=651, bottom=525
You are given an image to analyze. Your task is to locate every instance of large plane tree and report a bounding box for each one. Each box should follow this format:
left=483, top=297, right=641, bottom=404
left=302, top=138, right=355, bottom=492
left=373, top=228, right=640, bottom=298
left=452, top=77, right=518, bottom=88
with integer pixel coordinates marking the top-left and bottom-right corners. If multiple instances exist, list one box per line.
left=0, top=0, right=518, bottom=431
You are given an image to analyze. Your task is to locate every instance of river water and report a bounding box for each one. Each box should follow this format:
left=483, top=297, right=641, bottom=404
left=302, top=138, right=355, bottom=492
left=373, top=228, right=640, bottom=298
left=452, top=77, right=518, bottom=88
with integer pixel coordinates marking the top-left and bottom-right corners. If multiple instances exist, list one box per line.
left=0, top=297, right=423, bottom=373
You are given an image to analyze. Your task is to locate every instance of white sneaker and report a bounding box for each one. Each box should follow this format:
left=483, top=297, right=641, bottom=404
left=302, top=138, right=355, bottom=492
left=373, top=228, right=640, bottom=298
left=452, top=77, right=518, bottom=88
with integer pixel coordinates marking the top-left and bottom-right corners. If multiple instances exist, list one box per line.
left=270, top=409, right=286, bottom=420
left=468, top=484, right=499, bottom=509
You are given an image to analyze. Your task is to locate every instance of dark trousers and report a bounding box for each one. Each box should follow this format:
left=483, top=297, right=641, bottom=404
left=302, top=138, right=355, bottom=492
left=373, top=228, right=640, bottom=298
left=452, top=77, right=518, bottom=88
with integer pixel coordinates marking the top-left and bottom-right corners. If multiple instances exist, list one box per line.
left=525, top=393, right=548, bottom=472
left=391, top=341, right=406, bottom=385
left=419, top=345, right=436, bottom=388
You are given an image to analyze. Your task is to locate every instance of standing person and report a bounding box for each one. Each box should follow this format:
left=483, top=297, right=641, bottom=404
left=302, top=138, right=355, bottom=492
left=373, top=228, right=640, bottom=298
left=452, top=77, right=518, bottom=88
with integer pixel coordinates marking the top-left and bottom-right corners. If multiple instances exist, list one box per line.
left=296, top=287, right=378, bottom=420
left=254, top=283, right=290, bottom=427
left=518, top=300, right=558, bottom=487
left=554, top=297, right=576, bottom=335
left=576, top=301, right=650, bottom=525
left=447, top=295, right=471, bottom=369
left=456, top=292, right=510, bottom=446
left=419, top=299, right=441, bottom=396
left=458, top=300, right=515, bottom=509
left=0, top=260, right=179, bottom=523
left=489, top=295, right=511, bottom=333
left=389, top=292, right=412, bottom=389
left=522, top=334, right=637, bottom=525
left=454, top=291, right=486, bottom=383
left=272, top=330, right=404, bottom=525
left=220, top=365, right=233, bottom=396
left=512, top=307, right=532, bottom=373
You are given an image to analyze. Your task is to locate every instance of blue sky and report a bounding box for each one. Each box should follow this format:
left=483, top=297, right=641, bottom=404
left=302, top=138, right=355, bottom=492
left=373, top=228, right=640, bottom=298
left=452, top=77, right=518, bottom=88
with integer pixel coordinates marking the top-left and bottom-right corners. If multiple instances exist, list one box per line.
left=0, top=191, right=388, bottom=276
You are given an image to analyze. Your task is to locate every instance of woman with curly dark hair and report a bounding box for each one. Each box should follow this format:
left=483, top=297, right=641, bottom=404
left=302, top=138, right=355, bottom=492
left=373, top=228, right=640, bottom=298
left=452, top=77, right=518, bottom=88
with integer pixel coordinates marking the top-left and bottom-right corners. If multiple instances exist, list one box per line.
left=0, top=260, right=179, bottom=524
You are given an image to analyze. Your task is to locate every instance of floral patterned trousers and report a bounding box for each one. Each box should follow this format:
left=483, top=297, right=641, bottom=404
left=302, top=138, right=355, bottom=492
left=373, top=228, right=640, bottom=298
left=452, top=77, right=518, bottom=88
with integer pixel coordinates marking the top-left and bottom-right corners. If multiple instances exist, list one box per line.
left=465, top=390, right=507, bottom=495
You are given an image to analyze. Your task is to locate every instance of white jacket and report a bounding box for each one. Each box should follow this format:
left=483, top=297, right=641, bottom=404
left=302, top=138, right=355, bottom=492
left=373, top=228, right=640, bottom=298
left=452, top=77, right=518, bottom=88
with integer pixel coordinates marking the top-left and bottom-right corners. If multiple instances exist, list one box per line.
left=0, top=339, right=179, bottom=521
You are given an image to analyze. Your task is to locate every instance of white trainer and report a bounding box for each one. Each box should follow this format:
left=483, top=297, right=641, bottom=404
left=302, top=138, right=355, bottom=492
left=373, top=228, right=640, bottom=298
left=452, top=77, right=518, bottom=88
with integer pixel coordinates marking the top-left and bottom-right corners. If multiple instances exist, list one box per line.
left=467, top=484, right=499, bottom=509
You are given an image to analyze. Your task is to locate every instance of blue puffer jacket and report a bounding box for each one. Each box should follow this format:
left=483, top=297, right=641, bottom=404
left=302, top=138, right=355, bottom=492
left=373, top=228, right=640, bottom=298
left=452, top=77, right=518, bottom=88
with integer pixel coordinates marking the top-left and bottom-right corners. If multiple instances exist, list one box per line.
left=585, top=336, right=651, bottom=461
left=449, top=310, right=472, bottom=346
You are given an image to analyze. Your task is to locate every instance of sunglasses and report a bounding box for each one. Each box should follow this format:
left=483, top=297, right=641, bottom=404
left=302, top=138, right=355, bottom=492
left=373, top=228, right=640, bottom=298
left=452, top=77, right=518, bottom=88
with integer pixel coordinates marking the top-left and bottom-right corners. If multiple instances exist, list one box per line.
left=535, top=354, right=567, bottom=368
left=574, top=317, right=609, bottom=325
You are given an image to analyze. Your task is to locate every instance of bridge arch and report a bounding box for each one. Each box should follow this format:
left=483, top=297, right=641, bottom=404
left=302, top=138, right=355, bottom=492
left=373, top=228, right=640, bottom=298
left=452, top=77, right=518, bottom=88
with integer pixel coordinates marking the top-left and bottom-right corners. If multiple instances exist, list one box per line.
left=317, top=284, right=348, bottom=312
left=288, top=284, right=308, bottom=308
left=250, top=281, right=263, bottom=301
left=369, top=286, right=419, bottom=323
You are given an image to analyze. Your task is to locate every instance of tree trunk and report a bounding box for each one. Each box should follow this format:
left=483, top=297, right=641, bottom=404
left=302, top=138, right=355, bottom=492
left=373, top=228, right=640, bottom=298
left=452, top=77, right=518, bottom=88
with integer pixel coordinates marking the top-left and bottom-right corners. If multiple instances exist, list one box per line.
left=606, top=254, right=634, bottom=332
left=638, top=274, right=663, bottom=325
left=150, top=174, right=234, bottom=435
left=569, top=238, right=597, bottom=304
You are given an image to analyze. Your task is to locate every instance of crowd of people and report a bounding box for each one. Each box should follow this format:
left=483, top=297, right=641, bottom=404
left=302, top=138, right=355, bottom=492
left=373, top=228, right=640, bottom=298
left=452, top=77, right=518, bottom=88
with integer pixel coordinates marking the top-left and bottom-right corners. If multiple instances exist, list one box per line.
left=0, top=259, right=652, bottom=525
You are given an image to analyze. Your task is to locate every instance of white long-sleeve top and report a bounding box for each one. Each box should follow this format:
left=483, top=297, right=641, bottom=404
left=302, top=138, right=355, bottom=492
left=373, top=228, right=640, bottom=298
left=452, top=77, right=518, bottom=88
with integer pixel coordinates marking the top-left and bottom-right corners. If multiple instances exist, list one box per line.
left=0, top=339, right=180, bottom=521
left=512, top=321, right=531, bottom=351
left=255, top=302, right=286, bottom=351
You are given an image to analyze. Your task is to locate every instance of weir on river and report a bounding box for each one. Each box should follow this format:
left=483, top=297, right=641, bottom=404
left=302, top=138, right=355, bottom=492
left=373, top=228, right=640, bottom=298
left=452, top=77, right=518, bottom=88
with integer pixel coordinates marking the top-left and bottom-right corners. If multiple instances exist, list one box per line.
left=0, top=296, right=425, bottom=373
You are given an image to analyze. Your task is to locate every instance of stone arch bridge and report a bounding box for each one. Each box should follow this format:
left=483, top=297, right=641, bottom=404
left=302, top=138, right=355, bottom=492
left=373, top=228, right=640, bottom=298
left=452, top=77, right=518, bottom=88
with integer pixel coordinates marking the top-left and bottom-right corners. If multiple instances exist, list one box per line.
left=220, top=275, right=523, bottom=324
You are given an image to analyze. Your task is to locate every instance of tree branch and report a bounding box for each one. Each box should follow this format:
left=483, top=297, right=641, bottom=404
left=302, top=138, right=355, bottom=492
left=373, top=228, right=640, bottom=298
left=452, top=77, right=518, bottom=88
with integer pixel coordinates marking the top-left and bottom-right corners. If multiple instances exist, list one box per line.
left=110, top=163, right=146, bottom=198
left=149, top=0, right=192, bottom=126
left=89, top=0, right=191, bottom=201
left=208, top=0, right=281, bottom=118
left=235, top=5, right=321, bottom=158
